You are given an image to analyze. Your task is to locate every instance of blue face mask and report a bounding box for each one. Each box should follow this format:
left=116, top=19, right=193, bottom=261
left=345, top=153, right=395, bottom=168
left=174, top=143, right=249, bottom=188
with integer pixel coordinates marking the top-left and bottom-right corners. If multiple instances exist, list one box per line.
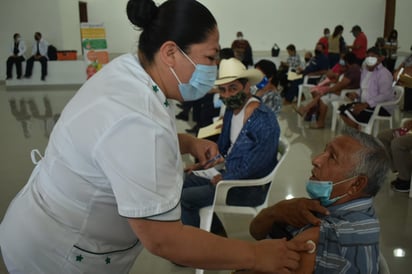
left=169, top=49, right=217, bottom=102
left=256, top=76, right=269, bottom=89
left=305, top=176, right=357, bottom=206
left=339, top=59, right=346, bottom=66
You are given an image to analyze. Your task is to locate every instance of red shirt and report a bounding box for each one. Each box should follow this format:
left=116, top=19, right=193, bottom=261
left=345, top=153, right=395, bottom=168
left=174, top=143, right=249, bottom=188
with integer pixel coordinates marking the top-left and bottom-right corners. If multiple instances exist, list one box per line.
left=318, top=37, right=329, bottom=55
left=352, top=32, right=367, bottom=59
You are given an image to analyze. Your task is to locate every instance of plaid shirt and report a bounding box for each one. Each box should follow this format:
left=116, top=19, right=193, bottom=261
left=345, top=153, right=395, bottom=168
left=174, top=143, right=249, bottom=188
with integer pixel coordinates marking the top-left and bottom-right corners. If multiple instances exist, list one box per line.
left=218, top=99, right=279, bottom=180
left=292, top=198, right=380, bottom=274
left=287, top=54, right=302, bottom=70
left=260, top=90, right=282, bottom=114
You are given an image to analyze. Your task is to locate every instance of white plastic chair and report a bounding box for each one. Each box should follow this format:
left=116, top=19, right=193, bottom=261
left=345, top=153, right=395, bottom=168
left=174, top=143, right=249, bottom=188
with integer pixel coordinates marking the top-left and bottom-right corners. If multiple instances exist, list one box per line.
left=296, top=75, right=322, bottom=127
left=330, top=88, right=360, bottom=132
left=195, top=138, right=290, bottom=274
left=358, top=86, right=404, bottom=136
left=379, top=251, right=390, bottom=274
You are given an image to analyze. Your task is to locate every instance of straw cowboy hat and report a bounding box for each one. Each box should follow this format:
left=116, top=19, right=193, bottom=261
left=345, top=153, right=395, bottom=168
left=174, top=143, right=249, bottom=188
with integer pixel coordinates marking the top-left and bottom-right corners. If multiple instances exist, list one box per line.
left=215, top=58, right=263, bottom=86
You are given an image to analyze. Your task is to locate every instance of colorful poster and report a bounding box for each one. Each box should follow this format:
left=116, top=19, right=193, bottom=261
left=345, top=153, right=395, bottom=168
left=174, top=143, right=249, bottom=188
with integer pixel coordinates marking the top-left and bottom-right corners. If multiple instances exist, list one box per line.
left=80, top=23, right=109, bottom=79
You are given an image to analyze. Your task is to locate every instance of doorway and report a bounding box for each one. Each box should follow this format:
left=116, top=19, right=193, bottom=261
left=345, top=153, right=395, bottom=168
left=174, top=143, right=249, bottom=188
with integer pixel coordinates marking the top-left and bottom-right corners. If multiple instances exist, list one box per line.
left=79, top=1, right=88, bottom=23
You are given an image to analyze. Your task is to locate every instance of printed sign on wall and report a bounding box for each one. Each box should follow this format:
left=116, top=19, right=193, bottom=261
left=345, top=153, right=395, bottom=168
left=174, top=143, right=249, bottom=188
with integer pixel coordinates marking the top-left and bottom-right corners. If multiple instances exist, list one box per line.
left=80, top=23, right=109, bottom=79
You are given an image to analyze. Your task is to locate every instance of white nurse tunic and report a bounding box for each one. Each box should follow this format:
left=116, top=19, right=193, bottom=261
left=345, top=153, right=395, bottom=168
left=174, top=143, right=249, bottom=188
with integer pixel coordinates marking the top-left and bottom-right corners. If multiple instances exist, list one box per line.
left=0, top=54, right=184, bottom=273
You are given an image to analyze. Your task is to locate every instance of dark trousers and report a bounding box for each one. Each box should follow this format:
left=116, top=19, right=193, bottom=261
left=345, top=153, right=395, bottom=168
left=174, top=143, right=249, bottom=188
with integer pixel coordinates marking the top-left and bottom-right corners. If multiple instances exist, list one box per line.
left=328, top=53, right=340, bottom=69
left=6, top=56, right=25, bottom=78
left=284, top=77, right=319, bottom=103
left=25, top=56, right=48, bottom=78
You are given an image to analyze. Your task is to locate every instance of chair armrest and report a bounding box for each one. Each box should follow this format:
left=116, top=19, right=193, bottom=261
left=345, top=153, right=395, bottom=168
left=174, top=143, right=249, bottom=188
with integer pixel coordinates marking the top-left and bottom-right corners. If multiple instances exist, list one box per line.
left=214, top=178, right=270, bottom=206
left=339, top=88, right=360, bottom=99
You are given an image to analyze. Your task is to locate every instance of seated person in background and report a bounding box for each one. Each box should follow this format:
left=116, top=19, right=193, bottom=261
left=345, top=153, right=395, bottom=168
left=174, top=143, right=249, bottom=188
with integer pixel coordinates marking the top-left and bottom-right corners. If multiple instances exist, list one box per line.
left=24, top=32, right=49, bottom=81
left=283, top=42, right=329, bottom=104
left=6, top=33, right=26, bottom=80
left=278, top=44, right=302, bottom=92
left=378, top=119, right=412, bottom=193
left=384, top=29, right=398, bottom=73
left=254, top=59, right=282, bottom=114
left=339, top=47, right=394, bottom=130
left=302, top=51, right=313, bottom=69
left=181, top=58, right=280, bottom=228
left=280, top=44, right=303, bottom=72
left=250, top=128, right=390, bottom=274
left=295, top=52, right=361, bottom=129
left=375, top=37, right=387, bottom=68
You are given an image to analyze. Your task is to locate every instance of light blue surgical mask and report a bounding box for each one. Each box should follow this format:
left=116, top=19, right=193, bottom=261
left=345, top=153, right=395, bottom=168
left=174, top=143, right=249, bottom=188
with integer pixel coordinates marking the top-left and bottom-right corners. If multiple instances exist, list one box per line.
left=169, top=49, right=217, bottom=102
left=305, top=176, right=357, bottom=206
left=339, top=59, right=346, bottom=66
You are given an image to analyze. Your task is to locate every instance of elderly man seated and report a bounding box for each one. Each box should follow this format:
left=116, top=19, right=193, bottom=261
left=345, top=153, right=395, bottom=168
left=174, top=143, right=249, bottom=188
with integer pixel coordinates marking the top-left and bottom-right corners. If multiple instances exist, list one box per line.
left=249, top=128, right=390, bottom=274
left=339, top=47, right=394, bottom=130
left=181, top=58, right=280, bottom=228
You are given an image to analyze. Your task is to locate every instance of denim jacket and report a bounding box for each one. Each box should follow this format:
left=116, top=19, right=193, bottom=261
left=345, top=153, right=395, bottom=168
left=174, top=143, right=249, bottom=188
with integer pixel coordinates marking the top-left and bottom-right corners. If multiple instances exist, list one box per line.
left=217, top=98, right=280, bottom=180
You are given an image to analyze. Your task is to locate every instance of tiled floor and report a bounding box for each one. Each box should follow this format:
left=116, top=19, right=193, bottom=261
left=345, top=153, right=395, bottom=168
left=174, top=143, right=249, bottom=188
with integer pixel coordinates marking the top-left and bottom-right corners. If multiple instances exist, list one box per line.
left=0, top=83, right=411, bottom=274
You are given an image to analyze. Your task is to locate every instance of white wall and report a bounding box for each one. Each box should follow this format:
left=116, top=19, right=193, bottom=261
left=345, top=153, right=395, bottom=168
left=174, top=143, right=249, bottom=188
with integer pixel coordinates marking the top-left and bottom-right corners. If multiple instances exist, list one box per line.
left=395, top=0, right=412, bottom=53
left=0, top=0, right=82, bottom=69
left=204, top=0, right=385, bottom=52
left=1, top=0, right=411, bottom=76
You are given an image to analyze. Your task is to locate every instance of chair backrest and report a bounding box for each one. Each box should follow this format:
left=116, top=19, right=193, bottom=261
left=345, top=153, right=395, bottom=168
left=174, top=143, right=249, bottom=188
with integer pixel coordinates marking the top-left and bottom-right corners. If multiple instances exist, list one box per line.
left=196, top=138, right=290, bottom=274
left=212, top=138, right=290, bottom=214
left=379, top=251, right=390, bottom=274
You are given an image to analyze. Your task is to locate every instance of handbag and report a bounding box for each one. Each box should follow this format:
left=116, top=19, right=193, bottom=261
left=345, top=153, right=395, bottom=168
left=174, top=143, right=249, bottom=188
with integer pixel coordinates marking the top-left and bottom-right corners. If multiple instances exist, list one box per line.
left=271, top=43, right=280, bottom=57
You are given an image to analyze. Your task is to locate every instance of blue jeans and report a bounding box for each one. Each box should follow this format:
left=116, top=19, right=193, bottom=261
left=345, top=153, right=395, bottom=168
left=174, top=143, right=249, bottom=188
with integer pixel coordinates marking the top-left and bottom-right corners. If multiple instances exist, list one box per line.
left=181, top=173, right=268, bottom=227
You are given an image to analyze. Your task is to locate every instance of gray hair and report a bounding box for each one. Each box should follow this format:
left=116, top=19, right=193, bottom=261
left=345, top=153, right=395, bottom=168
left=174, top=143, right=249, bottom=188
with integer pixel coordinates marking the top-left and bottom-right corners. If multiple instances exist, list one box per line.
left=341, top=127, right=391, bottom=196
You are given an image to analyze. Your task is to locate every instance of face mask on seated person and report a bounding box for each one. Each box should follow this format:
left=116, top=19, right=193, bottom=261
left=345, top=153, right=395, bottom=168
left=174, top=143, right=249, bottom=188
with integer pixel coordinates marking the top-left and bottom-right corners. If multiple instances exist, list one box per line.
left=256, top=76, right=269, bottom=90
left=365, top=56, right=378, bottom=67
left=305, top=176, right=358, bottom=206
left=220, top=90, right=247, bottom=110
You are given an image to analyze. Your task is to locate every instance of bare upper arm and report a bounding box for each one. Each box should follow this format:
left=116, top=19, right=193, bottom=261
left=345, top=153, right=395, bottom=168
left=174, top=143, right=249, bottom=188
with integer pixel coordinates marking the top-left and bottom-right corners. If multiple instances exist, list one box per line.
left=244, top=101, right=260, bottom=124
left=289, top=226, right=320, bottom=274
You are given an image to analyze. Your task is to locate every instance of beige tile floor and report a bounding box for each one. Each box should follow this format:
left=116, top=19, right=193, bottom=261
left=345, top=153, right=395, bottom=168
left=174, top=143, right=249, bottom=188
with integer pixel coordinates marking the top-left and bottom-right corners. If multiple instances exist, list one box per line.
left=0, top=83, right=411, bottom=274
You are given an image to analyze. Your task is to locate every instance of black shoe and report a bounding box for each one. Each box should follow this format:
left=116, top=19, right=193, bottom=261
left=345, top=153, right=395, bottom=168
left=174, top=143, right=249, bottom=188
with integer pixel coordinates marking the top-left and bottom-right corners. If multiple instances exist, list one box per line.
left=24, top=75, right=31, bottom=79
left=41, top=76, right=46, bottom=81
left=175, top=112, right=189, bottom=121
left=391, top=178, right=410, bottom=193
left=185, top=125, right=199, bottom=134
left=176, top=103, right=184, bottom=109
left=17, top=75, right=21, bottom=79
left=6, top=76, right=12, bottom=80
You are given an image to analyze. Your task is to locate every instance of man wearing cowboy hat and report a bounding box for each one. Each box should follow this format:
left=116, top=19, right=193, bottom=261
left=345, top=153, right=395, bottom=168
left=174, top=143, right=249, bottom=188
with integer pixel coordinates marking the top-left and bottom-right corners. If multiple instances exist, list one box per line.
left=181, top=58, right=280, bottom=230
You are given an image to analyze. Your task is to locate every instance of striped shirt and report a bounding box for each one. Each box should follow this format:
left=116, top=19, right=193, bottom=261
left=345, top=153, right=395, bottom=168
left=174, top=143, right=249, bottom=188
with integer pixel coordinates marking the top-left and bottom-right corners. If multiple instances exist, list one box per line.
left=301, top=198, right=380, bottom=274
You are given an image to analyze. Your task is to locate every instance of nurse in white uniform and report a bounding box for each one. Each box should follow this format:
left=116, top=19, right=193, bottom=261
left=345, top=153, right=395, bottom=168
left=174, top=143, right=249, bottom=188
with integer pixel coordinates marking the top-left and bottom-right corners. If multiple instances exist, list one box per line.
left=0, top=0, right=310, bottom=273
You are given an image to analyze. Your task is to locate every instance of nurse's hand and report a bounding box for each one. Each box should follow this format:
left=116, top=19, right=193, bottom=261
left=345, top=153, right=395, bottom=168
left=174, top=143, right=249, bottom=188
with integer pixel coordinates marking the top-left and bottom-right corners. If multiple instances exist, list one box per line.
left=178, top=133, right=221, bottom=169
left=191, top=138, right=222, bottom=168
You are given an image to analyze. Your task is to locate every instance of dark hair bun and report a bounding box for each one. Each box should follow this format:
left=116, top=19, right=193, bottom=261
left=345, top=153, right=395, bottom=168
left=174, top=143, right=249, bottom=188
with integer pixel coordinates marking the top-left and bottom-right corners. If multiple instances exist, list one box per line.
left=127, top=0, right=158, bottom=29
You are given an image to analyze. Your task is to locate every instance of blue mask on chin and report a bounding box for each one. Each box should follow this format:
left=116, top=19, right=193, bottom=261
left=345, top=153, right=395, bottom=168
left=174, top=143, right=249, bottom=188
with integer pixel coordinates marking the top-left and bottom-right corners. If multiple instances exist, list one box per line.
left=170, top=49, right=217, bottom=102
left=305, top=176, right=357, bottom=206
